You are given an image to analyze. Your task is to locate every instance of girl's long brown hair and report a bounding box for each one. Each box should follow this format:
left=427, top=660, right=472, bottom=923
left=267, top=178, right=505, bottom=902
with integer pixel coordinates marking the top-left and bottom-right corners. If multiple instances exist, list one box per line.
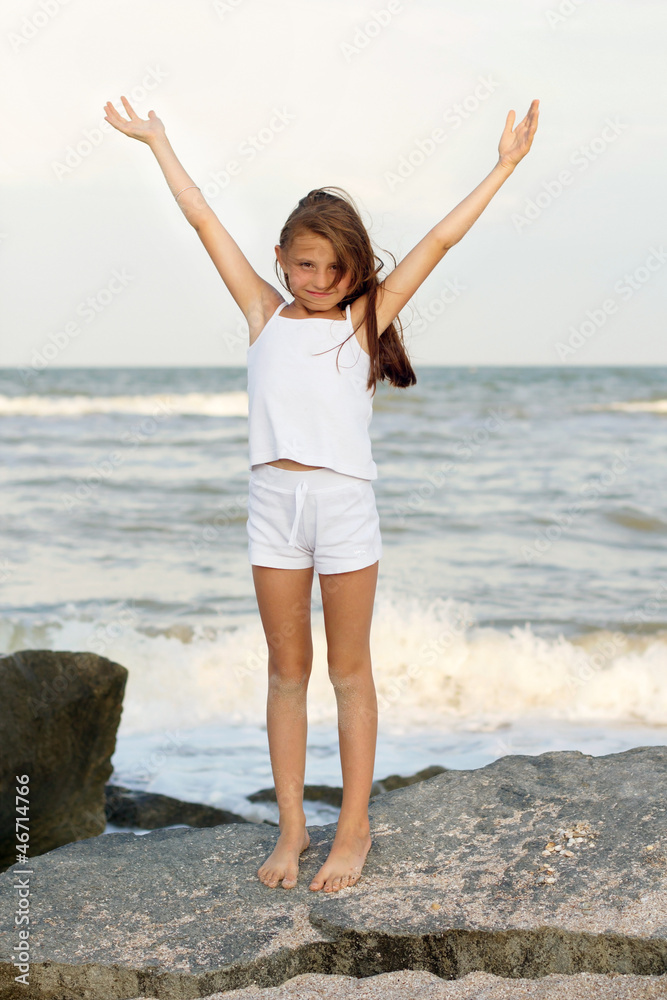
left=274, top=187, right=417, bottom=395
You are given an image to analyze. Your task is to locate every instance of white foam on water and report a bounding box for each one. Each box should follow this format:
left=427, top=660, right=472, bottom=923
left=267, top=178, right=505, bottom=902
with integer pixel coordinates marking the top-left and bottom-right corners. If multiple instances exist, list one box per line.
left=3, top=592, right=666, bottom=734
left=0, top=392, right=249, bottom=417
left=584, top=398, right=667, bottom=414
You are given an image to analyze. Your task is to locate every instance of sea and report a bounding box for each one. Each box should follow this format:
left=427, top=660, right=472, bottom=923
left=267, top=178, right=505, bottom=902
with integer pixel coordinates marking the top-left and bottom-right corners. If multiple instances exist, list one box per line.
left=1, top=365, right=666, bottom=831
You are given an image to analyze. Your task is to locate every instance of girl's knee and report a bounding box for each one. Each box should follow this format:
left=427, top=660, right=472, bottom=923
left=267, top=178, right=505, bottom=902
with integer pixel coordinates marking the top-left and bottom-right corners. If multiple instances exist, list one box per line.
left=268, top=661, right=312, bottom=690
left=327, top=657, right=372, bottom=689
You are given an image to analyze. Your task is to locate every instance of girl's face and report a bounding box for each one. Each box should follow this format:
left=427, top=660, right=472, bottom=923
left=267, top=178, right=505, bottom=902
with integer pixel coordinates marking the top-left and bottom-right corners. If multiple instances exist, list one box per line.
left=275, top=231, right=352, bottom=310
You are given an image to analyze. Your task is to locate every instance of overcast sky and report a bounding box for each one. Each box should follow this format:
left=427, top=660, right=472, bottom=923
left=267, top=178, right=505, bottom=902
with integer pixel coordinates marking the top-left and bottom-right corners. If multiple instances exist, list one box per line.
left=1, top=0, right=665, bottom=368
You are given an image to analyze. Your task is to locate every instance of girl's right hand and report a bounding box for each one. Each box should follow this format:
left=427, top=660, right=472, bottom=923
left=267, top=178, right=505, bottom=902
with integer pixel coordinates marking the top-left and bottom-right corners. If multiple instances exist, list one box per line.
left=103, top=95, right=166, bottom=144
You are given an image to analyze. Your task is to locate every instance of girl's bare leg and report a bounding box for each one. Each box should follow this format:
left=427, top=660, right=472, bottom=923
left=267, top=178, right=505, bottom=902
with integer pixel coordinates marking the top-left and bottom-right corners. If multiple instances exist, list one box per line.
left=309, top=560, right=379, bottom=892
left=252, top=564, right=314, bottom=889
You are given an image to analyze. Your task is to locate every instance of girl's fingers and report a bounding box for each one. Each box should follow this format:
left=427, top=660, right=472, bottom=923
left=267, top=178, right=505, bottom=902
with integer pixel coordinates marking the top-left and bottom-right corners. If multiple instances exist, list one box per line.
left=518, top=103, right=538, bottom=134
left=104, top=101, right=127, bottom=123
left=501, top=110, right=516, bottom=142
left=120, top=95, right=139, bottom=119
left=103, top=105, right=122, bottom=126
left=514, top=100, right=539, bottom=134
left=103, top=101, right=136, bottom=133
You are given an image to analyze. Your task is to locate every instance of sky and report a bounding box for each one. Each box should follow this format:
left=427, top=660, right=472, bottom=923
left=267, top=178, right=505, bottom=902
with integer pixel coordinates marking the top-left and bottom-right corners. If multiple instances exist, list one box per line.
left=1, top=0, right=666, bottom=368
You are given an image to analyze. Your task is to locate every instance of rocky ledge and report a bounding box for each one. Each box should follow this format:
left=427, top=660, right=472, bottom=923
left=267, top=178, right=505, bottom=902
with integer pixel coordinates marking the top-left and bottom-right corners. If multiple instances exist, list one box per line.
left=0, top=746, right=665, bottom=999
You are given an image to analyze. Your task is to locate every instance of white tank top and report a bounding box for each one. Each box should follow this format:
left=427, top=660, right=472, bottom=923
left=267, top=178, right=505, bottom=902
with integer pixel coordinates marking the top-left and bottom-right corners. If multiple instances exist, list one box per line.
left=247, top=299, right=378, bottom=480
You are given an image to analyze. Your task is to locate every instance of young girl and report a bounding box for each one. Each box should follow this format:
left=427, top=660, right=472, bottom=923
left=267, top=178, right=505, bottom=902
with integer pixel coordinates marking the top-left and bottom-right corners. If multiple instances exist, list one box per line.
left=103, top=95, right=539, bottom=894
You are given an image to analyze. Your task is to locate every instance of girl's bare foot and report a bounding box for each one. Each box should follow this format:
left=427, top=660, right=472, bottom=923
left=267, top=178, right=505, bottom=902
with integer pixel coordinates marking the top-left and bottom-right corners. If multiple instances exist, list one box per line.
left=309, top=825, right=372, bottom=892
left=258, top=825, right=310, bottom=889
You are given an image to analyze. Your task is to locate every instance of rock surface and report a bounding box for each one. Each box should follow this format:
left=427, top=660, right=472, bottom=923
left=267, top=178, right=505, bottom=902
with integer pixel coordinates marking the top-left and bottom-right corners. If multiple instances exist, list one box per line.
left=0, top=649, right=127, bottom=872
left=0, top=746, right=665, bottom=999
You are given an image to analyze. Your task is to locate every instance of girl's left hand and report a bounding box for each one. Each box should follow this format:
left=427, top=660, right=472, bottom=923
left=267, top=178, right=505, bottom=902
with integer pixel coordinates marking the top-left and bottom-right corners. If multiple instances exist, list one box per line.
left=103, top=96, right=166, bottom=145
left=498, top=99, right=540, bottom=169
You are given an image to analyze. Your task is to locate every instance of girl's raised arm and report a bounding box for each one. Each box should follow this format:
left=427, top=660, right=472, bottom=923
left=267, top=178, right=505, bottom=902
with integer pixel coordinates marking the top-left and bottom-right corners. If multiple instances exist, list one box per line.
left=103, top=97, right=277, bottom=329
left=373, top=99, right=540, bottom=336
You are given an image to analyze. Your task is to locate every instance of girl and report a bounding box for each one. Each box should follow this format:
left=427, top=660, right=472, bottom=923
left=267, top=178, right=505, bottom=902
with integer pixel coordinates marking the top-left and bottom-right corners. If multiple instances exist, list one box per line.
left=103, top=95, right=539, bottom=894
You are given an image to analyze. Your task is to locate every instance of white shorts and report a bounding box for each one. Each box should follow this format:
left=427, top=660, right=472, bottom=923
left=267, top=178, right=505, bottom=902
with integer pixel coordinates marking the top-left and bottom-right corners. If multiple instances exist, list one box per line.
left=247, top=463, right=382, bottom=574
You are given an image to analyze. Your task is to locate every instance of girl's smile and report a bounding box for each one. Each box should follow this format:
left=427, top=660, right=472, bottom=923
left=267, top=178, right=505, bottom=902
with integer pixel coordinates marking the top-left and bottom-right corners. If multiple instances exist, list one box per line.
left=275, top=230, right=353, bottom=314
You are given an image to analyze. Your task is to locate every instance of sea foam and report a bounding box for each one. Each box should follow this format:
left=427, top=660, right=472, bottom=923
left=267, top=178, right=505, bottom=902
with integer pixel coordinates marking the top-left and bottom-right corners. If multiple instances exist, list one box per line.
left=2, top=592, right=665, bottom=735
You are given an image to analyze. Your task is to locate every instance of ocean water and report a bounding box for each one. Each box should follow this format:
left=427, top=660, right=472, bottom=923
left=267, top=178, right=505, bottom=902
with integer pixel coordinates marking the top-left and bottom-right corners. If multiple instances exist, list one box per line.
left=1, top=365, right=666, bottom=828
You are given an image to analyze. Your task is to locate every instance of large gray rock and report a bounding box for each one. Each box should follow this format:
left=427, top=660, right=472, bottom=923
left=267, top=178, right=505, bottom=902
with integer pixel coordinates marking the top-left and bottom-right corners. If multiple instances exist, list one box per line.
left=0, top=746, right=665, bottom=999
left=0, top=650, right=127, bottom=872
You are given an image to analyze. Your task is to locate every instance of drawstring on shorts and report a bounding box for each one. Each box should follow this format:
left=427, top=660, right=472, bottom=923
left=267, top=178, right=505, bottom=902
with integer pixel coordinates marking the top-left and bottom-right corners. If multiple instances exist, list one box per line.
left=287, top=480, right=309, bottom=547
